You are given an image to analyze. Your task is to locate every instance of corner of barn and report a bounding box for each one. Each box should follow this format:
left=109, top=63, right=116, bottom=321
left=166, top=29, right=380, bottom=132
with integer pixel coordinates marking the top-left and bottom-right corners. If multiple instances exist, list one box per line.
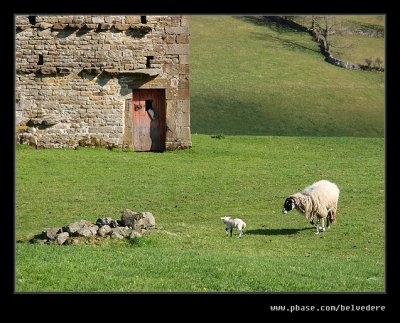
left=15, top=15, right=191, bottom=151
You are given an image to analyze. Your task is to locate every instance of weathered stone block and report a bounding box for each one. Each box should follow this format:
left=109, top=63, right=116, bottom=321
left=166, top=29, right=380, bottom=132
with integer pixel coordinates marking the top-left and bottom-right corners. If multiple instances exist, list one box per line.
left=84, top=23, right=98, bottom=29
left=177, top=112, right=191, bottom=127
left=120, top=209, right=155, bottom=229
left=42, top=227, right=62, bottom=240
left=165, top=44, right=189, bottom=55
left=76, top=228, right=94, bottom=237
left=97, top=225, right=112, bottom=237
left=46, top=17, right=60, bottom=24
left=68, top=23, right=83, bottom=29
left=114, top=23, right=130, bottom=31
left=38, top=67, right=57, bottom=75
left=57, top=232, right=69, bottom=245
left=179, top=54, right=189, bottom=64
left=72, top=17, right=85, bottom=24
left=63, top=220, right=93, bottom=234
left=176, top=35, right=189, bottom=44
left=120, top=209, right=141, bottom=227
left=92, top=16, right=105, bottom=24
left=125, top=16, right=141, bottom=24
left=163, top=35, right=176, bottom=44
left=58, top=17, right=74, bottom=24
left=136, top=212, right=155, bottom=228
left=100, top=23, right=113, bottom=30
left=164, top=64, right=188, bottom=75
left=180, top=127, right=191, bottom=141
left=178, top=75, right=189, bottom=89
left=52, top=24, right=68, bottom=30
left=180, top=16, right=189, bottom=27
left=15, top=16, right=29, bottom=24
left=165, top=26, right=189, bottom=35
left=37, top=22, right=53, bottom=29
left=166, top=88, right=178, bottom=99
left=111, top=226, right=132, bottom=237
left=177, top=100, right=190, bottom=114
left=166, top=88, right=189, bottom=100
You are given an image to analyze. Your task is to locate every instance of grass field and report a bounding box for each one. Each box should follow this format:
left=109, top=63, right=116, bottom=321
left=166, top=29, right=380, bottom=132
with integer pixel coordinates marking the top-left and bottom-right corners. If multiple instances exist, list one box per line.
left=15, top=15, right=384, bottom=292
left=329, top=35, right=384, bottom=67
left=189, top=16, right=384, bottom=137
left=16, top=135, right=384, bottom=292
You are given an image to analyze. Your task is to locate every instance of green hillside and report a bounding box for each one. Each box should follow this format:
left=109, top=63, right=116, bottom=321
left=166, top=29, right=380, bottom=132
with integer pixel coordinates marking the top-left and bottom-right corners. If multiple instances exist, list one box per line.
left=189, top=16, right=384, bottom=137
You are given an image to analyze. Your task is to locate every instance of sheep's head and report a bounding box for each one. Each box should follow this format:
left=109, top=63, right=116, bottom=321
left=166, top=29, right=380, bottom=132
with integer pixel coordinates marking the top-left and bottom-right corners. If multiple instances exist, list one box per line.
left=282, top=197, right=295, bottom=214
left=220, top=216, right=231, bottom=223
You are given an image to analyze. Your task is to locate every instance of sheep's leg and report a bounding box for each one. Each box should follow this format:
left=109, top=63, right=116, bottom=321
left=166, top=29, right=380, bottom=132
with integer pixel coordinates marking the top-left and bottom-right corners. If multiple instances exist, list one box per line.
left=229, top=228, right=233, bottom=237
left=309, top=212, right=315, bottom=225
left=238, top=229, right=243, bottom=238
left=314, top=217, right=326, bottom=233
left=225, top=228, right=229, bottom=236
left=326, top=212, right=332, bottom=229
left=315, top=218, right=321, bottom=234
left=331, top=209, right=337, bottom=224
left=320, top=218, right=326, bottom=232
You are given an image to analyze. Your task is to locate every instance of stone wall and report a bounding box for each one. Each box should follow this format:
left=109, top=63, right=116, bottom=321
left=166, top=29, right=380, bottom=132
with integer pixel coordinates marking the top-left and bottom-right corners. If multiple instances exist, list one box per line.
left=15, top=15, right=191, bottom=150
left=325, top=56, right=361, bottom=70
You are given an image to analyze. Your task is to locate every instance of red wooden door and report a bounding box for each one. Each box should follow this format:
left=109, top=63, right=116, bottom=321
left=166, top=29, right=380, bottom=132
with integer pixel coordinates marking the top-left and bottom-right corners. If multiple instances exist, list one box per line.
left=132, top=89, right=166, bottom=152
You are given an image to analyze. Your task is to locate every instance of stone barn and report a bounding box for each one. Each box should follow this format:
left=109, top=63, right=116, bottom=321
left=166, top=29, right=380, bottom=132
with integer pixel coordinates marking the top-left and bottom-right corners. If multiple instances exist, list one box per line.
left=15, top=15, right=191, bottom=151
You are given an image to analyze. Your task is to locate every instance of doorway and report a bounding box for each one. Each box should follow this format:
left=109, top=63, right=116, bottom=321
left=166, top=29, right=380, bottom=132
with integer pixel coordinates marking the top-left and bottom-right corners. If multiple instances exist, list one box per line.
left=131, top=89, right=166, bottom=152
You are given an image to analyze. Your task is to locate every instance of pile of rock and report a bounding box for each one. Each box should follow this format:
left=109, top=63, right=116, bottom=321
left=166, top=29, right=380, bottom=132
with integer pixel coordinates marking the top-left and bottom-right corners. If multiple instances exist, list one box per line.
left=30, top=209, right=155, bottom=245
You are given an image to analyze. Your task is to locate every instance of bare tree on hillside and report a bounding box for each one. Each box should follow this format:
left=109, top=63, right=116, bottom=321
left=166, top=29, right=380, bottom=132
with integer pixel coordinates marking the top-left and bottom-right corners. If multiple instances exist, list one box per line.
left=314, top=16, right=358, bottom=55
left=277, top=15, right=337, bottom=54
left=274, top=15, right=354, bottom=57
left=316, top=16, right=335, bottom=53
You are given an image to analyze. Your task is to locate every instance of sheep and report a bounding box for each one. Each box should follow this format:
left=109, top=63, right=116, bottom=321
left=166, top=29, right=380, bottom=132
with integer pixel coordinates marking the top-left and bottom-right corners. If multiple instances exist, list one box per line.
left=221, top=216, right=246, bottom=238
left=282, top=180, right=340, bottom=234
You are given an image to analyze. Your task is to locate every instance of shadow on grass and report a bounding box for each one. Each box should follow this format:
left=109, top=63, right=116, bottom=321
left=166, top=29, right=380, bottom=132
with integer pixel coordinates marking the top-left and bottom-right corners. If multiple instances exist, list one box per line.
left=234, top=16, right=318, bottom=54
left=253, top=32, right=319, bottom=53
left=246, top=227, right=312, bottom=235
left=235, top=16, right=309, bottom=33
left=191, top=92, right=383, bottom=138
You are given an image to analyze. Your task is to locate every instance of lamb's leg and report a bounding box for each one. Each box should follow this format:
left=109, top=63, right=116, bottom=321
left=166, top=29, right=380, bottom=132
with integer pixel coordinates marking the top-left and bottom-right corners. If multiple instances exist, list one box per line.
left=225, top=228, right=229, bottom=236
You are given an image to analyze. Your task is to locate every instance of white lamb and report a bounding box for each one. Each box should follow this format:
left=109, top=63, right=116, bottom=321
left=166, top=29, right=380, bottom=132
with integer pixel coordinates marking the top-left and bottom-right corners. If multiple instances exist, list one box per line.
left=282, top=180, right=340, bottom=234
left=221, top=216, right=246, bottom=238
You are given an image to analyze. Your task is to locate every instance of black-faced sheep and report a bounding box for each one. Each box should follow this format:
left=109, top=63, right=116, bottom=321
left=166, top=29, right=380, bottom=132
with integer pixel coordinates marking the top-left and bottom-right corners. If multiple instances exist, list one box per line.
left=282, top=180, right=340, bottom=233
left=221, top=216, right=246, bottom=238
